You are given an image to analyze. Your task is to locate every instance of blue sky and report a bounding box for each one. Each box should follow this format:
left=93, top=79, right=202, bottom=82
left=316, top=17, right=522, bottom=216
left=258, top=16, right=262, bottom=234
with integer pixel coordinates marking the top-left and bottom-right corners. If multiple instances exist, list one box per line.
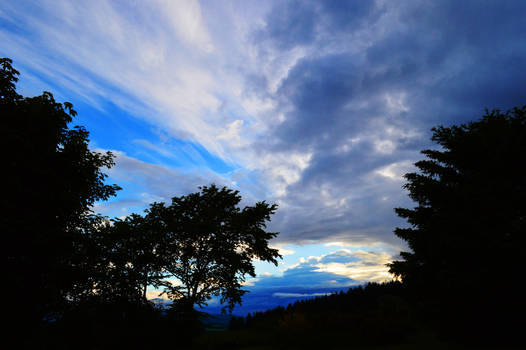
left=2, top=0, right=525, bottom=314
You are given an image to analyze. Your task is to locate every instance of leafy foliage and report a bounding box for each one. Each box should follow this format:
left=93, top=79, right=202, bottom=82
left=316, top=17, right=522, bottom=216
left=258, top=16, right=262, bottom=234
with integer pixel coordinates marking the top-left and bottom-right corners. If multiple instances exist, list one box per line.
left=146, top=185, right=281, bottom=312
left=71, top=185, right=281, bottom=315
left=78, top=214, right=165, bottom=305
left=2, top=57, right=121, bottom=326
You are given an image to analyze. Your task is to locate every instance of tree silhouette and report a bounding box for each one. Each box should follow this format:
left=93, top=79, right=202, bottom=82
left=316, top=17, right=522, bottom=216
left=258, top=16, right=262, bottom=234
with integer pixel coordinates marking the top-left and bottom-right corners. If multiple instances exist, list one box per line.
left=3, top=57, right=285, bottom=348
left=146, top=184, right=281, bottom=313
left=78, top=214, right=165, bottom=306
left=388, top=106, right=526, bottom=343
left=241, top=282, right=412, bottom=347
left=2, top=58, right=121, bottom=328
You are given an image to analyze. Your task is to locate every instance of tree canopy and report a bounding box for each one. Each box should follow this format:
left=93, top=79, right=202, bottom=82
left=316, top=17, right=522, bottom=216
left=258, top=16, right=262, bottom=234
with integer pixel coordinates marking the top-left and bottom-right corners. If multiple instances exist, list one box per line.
left=74, top=185, right=281, bottom=314
left=145, top=185, right=281, bottom=312
left=2, top=58, right=121, bottom=326
left=388, top=106, right=526, bottom=341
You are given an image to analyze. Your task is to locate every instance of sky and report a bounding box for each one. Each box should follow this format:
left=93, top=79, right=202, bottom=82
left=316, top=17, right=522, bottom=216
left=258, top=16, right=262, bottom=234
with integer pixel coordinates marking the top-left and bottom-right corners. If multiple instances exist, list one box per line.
left=2, top=0, right=525, bottom=314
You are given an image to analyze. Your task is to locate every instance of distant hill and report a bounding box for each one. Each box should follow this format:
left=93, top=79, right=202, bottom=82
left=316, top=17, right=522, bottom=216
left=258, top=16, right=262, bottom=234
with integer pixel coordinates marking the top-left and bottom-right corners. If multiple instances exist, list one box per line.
left=238, top=281, right=414, bottom=344
left=201, top=286, right=349, bottom=316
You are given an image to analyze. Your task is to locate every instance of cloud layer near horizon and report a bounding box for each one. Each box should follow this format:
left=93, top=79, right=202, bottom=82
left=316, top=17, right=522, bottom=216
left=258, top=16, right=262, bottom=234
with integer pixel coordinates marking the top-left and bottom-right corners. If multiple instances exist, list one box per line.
left=2, top=0, right=525, bottom=251
left=152, top=247, right=394, bottom=315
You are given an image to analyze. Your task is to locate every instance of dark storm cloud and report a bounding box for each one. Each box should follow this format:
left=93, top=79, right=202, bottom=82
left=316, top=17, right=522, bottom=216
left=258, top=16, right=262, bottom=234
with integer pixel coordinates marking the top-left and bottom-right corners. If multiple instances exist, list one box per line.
left=271, top=0, right=526, bottom=149
left=361, top=0, right=526, bottom=125
left=257, top=0, right=380, bottom=50
left=274, top=54, right=364, bottom=147
left=253, top=0, right=526, bottom=245
left=261, top=0, right=318, bottom=50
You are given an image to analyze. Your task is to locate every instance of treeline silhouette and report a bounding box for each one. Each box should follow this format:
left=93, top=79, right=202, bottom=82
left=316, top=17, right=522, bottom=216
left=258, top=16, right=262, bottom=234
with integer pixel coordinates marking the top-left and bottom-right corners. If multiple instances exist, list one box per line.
left=4, top=55, right=525, bottom=349
left=232, top=281, right=413, bottom=346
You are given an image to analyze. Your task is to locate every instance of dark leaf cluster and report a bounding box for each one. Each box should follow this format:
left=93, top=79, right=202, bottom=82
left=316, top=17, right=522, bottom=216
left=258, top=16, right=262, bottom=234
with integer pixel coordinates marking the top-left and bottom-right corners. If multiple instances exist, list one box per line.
left=81, top=185, right=281, bottom=315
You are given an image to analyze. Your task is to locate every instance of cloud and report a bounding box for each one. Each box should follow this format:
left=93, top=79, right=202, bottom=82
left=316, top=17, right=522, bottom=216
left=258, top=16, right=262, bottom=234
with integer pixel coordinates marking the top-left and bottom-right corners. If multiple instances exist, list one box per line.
left=95, top=149, right=232, bottom=216
left=146, top=290, right=169, bottom=301
left=2, top=0, right=526, bottom=250
left=246, top=0, right=526, bottom=246
left=202, top=247, right=395, bottom=315
left=313, top=250, right=393, bottom=283
left=271, top=246, right=296, bottom=256
left=0, top=0, right=263, bottom=161
left=258, top=248, right=394, bottom=296
left=273, top=292, right=332, bottom=298
left=160, top=0, right=214, bottom=53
